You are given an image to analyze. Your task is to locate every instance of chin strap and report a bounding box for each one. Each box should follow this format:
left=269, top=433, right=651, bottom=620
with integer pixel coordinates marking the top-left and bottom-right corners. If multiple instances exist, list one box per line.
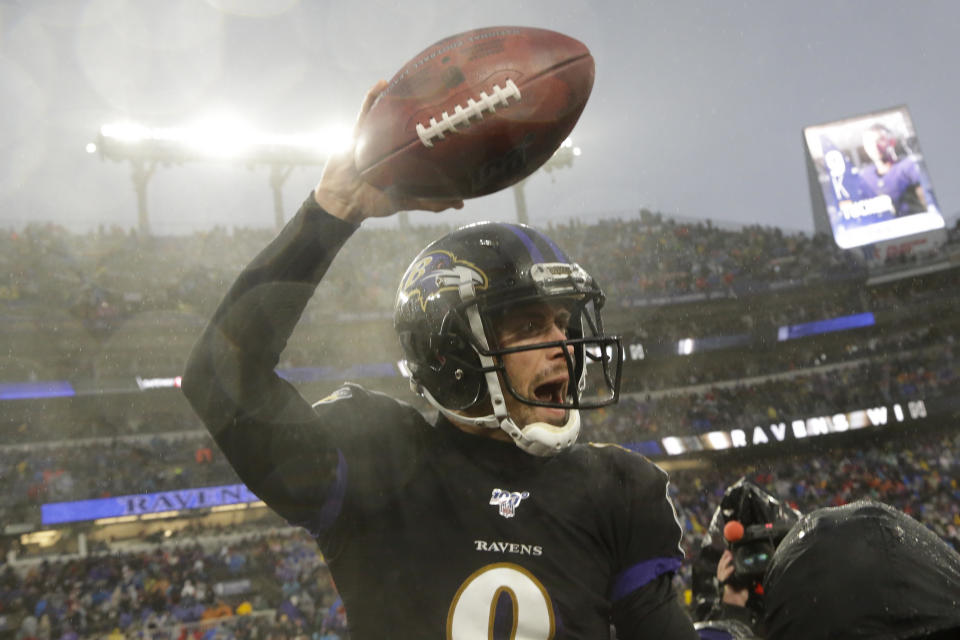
left=419, top=385, right=581, bottom=457
left=505, top=410, right=582, bottom=457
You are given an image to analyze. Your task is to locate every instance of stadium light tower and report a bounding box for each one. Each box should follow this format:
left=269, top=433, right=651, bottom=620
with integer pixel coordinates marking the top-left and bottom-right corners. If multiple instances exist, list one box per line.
left=512, top=137, right=581, bottom=225
left=89, top=120, right=351, bottom=234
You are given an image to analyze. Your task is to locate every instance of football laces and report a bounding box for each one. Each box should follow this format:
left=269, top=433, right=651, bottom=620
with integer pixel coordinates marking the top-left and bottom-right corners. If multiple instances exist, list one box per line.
left=415, top=79, right=522, bottom=148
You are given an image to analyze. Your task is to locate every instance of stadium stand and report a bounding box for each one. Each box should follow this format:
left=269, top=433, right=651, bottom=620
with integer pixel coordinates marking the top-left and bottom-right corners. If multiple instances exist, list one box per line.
left=2, top=213, right=959, bottom=638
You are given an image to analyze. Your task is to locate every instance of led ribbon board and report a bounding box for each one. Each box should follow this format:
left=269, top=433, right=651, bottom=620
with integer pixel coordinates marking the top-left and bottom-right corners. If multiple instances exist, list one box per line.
left=41, top=483, right=260, bottom=525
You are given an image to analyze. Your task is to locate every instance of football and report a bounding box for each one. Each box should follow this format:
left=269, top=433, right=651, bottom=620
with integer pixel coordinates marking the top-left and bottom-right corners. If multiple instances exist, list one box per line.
left=354, top=26, right=595, bottom=199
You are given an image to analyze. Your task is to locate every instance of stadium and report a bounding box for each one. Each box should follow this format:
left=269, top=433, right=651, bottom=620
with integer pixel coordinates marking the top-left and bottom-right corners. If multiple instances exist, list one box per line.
left=1, top=3, right=959, bottom=640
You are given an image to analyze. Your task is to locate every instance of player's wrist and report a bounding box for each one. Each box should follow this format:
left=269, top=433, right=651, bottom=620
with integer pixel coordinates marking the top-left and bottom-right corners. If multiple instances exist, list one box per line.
left=313, top=185, right=369, bottom=224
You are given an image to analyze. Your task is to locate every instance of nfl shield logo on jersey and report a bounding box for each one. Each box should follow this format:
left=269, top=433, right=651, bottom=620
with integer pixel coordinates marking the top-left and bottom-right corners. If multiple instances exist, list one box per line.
left=489, top=488, right=530, bottom=518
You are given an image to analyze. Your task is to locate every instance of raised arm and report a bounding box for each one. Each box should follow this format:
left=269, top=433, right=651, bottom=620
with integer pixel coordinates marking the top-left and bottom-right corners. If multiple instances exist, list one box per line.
left=181, top=81, right=463, bottom=526
left=180, top=192, right=359, bottom=525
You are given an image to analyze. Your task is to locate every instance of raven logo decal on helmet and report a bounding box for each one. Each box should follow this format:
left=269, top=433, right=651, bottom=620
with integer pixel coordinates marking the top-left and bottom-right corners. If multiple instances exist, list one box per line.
left=398, top=250, right=488, bottom=312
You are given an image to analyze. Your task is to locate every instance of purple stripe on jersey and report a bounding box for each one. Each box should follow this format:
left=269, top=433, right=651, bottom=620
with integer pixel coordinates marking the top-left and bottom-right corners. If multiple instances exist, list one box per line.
left=609, top=556, right=682, bottom=601
left=314, top=449, right=348, bottom=533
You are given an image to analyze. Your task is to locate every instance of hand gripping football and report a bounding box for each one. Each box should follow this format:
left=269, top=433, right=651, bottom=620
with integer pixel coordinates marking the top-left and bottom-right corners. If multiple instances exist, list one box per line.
left=354, top=26, right=595, bottom=199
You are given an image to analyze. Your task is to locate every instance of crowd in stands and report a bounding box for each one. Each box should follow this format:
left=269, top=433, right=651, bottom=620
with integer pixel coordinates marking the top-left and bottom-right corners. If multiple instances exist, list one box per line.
left=0, top=424, right=957, bottom=640
left=4, top=214, right=958, bottom=387
left=588, top=339, right=957, bottom=440
left=0, top=435, right=233, bottom=516
left=628, top=321, right=954, bottom=395
left=2, top=214, right=959, bottom=637
left=547, top=214, right=866, bottom=303
left=2, top=334, right=956, bottom=520
left=0, top=211, right=923, bottom=330
left=669, top=426, right=960, bottom=565
left=0, top=530, right=345, bottom=640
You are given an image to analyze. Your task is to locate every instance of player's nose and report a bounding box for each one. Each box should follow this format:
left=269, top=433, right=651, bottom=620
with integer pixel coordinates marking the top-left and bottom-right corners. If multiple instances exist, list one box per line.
left=545, top=324, right=574, bottom=358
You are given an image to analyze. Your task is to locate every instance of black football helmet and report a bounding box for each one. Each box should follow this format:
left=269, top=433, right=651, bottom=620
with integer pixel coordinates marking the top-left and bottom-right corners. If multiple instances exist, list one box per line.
left=394, top=221, right=623, bottom=456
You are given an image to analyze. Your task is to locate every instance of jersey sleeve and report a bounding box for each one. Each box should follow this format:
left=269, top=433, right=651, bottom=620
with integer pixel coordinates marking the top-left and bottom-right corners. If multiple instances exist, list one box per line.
left=182, top=193, right=367, bottom=535
left=303, top=383, right=429, bottom=548
left=608, top=450, right=686, bottom=596
left=598, top=447, right=695, bottom=638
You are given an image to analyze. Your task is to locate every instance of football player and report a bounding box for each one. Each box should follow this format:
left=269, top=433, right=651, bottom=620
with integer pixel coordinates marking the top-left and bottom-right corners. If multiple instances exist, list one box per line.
left=183, top=81, right=697, bottom=639
left=859, top=123, right=936, bottom=217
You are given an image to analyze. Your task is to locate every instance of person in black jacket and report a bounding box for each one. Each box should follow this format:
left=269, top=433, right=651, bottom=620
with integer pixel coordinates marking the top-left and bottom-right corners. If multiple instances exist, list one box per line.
left=182, top=81, right=698, bottom=639
left=763, top=499, right=960, bottom=640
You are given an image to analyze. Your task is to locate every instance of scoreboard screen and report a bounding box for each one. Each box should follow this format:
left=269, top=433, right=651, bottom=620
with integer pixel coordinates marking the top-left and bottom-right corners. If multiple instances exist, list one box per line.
left=804, top=106, right=944, bottom=249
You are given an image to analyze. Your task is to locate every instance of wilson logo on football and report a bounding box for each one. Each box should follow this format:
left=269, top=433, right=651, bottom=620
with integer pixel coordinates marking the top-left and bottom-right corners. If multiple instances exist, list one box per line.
left=415, top=79, right=521, bottom=148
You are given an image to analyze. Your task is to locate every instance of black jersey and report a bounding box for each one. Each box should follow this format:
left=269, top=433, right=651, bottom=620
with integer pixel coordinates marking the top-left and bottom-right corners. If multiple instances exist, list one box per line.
left=183, top=195, right=697, bottom=639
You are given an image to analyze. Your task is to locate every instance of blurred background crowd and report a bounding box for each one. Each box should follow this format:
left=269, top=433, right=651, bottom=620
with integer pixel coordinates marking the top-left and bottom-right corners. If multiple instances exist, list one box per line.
left=2, top=212, right=959, bottom=639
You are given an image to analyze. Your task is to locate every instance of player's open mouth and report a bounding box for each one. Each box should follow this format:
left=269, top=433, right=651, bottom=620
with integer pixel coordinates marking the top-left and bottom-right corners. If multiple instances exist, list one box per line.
left=533, top=379, right=567, bottom=405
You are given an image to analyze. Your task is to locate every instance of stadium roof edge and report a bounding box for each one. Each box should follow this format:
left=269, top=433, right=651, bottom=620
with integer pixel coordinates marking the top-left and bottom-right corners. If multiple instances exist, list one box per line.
left=867, top=259, right=955, bottom=286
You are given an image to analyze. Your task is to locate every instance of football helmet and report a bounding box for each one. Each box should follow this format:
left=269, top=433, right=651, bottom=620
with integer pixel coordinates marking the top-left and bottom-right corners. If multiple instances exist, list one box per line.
left=394, top=221, right=622, bottom=456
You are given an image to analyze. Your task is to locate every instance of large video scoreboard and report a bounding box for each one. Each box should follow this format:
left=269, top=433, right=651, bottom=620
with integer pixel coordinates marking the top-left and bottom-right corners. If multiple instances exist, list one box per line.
left=804, top=106, right=944, bottom=250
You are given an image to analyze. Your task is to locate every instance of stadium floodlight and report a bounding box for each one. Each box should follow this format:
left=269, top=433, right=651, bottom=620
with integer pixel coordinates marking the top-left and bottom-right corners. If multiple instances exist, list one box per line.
left=101, top=121, right=153, bottom=143
left=180, top=116, right=256, bottom=158
left=513, top=137, right=581, bottom=225
left=542, top=137, right=582, bottom=173
left=95, top=118, right=352, bottom=165
left=92, top=117, right=353, bottom=233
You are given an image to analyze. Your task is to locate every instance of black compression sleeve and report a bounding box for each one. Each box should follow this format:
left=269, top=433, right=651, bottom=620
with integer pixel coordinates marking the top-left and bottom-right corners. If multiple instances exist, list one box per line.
left=182, top=193, right=358, bottom=515
left=209, top=193, right=358, bottom=362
